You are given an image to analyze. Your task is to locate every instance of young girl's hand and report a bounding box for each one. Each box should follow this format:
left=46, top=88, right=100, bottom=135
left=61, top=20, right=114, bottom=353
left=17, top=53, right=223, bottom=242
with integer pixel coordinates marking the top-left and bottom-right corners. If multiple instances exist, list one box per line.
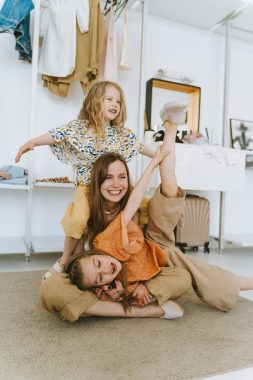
left=132, top=283, right=153, bottom=307
left=96, top=280, right=124, bottom=302
left=15, top=141, right=35, bottom=163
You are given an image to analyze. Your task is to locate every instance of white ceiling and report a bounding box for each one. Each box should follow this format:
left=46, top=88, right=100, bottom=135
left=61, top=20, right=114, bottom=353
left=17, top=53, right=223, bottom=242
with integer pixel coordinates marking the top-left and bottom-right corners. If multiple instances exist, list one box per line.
left=145, top=0, right=253, bottom=43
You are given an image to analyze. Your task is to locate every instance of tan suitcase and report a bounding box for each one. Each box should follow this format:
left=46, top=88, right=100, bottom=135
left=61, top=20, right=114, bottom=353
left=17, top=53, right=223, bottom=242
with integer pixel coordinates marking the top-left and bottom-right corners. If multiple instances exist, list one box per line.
left=175, top=195, right=210, bottom=253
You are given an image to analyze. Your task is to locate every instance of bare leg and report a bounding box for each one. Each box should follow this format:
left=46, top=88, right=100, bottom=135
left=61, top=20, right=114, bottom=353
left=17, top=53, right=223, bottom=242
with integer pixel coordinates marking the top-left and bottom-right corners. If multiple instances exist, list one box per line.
left=83, top=299, right=184, bottom=319
left=237, top=275, right=253, bottom=291
left=60, top=236, right=80, bottom=266
left=160, top=121, right=178, bottom=198
left=83, top=301, right=164, bottom=318
left=73, top=235, right=85, bottom=255
left=44, top=236, right=81, bottom=278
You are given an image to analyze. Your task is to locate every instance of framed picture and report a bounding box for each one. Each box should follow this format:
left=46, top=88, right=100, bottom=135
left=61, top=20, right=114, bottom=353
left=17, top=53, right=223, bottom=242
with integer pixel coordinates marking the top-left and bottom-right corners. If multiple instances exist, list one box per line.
left=230, top=118, right=253, bottom=151
left=246, top=154, right=253, bottom=169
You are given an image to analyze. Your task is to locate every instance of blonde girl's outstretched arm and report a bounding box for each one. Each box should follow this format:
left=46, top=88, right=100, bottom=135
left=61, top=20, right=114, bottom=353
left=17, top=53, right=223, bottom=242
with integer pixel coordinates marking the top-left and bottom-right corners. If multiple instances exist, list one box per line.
left=123, top=146, right=169, bottom=226
left=139, top=145, right=155, bottom=158
left=15, top=133, right=55, bottom=163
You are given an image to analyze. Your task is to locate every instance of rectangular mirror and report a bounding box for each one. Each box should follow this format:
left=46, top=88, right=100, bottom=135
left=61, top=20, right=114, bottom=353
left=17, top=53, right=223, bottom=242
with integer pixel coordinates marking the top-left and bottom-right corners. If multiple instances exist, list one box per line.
left=145, top=78, right=201, bottom=133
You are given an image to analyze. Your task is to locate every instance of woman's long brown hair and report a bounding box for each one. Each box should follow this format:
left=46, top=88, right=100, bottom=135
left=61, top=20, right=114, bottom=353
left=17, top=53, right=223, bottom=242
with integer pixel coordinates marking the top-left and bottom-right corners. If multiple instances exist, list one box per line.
left=86, top=153, right=132, bottom=247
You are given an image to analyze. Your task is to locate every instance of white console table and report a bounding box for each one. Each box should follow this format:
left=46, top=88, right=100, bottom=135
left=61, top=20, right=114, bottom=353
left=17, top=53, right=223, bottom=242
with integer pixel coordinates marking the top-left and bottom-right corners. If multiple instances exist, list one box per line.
left=175, top=144, right=245, bottom=192
left=145, top=143, right=246, bottom=252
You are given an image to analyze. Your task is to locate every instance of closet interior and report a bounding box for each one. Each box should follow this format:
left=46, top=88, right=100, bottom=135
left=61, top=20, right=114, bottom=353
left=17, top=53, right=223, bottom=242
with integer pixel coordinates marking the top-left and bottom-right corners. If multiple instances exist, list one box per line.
left=1, top=0, right=253, bottom=260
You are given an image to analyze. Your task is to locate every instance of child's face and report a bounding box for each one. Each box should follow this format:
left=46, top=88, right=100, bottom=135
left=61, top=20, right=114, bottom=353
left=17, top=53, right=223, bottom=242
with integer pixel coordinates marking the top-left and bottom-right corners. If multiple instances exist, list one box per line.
left=80, top=254, right=122, bottom=288
left=101, top=85, right=121, bottom=122
left=101, top=160, right=129, bottom=205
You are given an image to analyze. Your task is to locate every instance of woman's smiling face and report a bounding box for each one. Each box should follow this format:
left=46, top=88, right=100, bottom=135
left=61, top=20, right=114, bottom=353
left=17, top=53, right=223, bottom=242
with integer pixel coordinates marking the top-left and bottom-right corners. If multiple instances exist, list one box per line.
left=80, top=254, right=122, bottom=288
left=100, top=160, right=129, bottom=205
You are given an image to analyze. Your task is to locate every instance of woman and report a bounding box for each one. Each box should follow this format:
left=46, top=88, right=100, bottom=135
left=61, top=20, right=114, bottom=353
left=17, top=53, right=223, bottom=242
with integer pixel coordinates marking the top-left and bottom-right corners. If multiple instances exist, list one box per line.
left=40, top=105, right=253, bottom=322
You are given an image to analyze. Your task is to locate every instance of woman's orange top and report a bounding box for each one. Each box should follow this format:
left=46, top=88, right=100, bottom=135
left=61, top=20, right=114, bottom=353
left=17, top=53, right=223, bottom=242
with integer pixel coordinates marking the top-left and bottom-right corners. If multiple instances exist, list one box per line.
left=93, top=212, right=167, bottom=295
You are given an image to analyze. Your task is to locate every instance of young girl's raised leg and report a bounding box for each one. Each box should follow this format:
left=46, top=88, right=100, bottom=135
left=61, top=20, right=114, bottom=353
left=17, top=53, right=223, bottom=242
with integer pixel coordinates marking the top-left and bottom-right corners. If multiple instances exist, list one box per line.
left=159, top=121, right=178, bottom=198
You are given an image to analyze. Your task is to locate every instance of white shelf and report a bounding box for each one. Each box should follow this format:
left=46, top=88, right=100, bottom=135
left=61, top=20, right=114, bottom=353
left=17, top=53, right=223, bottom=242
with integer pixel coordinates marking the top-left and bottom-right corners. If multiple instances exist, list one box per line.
left=225, top=234, right=253, bottom=247
left=0, top=184, right=29, bottom=190
left=33, top=182, right=75, bottom=188
left=0, top=237, right=27, bottom=254
left=31, top=236, right=65, bottom=253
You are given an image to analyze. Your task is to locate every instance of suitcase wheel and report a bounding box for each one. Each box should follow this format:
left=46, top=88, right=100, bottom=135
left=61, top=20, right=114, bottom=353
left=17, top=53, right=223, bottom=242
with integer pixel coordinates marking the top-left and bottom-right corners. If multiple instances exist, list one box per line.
left=204, top=242, right=210, bottom=254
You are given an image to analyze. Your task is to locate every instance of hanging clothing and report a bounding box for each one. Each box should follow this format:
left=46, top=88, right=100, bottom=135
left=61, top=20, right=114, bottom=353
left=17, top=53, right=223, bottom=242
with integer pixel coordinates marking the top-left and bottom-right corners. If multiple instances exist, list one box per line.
left=102, top=5, right=118, bottom=82
left=119, top=7, right=133, bottom=71
left=39, top=0, right=89, bottom=77
left=0, top=0, right=34, bottom=62
left=42, top=0, right=105, bottom=97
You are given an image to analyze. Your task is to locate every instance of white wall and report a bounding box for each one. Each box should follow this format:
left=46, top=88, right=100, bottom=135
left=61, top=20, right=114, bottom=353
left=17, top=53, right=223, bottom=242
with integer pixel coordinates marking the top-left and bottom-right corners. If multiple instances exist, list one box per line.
left=1, top=5, right=253, bottom=242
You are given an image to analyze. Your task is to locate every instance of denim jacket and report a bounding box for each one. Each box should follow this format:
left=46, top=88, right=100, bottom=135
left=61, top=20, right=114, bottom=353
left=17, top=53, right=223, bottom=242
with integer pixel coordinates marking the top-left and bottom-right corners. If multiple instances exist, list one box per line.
left=0, top=165, right=28, bottom=185
left=0, top=0, right=34, bottom=62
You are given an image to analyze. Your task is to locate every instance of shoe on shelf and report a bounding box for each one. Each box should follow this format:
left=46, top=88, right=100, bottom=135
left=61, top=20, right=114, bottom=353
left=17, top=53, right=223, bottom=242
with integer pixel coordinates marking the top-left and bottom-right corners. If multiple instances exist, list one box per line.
left=160, top=101, right=188, bottom=124
left=43, top=258, right=64, bottom=280
left=160, top=300, right=184, bottom=319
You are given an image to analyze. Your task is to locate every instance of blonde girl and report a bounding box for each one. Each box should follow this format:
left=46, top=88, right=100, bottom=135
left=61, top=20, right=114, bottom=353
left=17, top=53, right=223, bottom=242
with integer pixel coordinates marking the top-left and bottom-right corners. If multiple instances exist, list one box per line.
left=15, top=81, right=154, bottom=273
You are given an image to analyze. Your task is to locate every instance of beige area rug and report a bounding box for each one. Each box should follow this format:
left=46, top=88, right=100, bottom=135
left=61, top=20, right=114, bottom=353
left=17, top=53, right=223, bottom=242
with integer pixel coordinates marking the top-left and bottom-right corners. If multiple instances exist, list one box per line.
left=1, top=271, right=253, bottom=380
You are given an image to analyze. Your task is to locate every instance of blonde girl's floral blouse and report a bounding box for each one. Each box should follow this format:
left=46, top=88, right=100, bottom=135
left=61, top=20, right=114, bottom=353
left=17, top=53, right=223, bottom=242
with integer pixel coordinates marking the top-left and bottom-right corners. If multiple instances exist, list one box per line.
left=49, top=120, right=143, bottom=185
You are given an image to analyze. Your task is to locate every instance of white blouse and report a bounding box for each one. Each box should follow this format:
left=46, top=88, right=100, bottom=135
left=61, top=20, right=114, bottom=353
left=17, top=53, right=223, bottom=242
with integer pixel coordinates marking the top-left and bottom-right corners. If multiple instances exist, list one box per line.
left=38, top=0, right=89, bottom=77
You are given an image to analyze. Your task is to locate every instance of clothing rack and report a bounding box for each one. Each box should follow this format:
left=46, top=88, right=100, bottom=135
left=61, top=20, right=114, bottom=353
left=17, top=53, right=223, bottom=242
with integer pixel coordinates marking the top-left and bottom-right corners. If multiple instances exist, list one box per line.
left=211, top=5, right=253, bottom=253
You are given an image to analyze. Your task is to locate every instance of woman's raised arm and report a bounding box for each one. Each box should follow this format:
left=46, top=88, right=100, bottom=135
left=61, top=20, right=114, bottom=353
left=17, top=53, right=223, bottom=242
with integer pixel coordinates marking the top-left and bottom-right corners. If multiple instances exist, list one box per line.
left=123, top=146, right=169, bottom=226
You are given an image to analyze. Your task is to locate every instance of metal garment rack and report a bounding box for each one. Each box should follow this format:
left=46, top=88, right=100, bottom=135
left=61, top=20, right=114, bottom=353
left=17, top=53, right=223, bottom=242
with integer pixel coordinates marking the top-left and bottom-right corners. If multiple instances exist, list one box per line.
left=212, top=3, right=253, bottom=253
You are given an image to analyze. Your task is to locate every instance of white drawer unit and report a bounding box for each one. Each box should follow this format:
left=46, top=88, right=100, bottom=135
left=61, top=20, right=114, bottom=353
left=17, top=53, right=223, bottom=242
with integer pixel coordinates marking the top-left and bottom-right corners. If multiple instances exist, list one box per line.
left=175, top=144, right=246, bottom=192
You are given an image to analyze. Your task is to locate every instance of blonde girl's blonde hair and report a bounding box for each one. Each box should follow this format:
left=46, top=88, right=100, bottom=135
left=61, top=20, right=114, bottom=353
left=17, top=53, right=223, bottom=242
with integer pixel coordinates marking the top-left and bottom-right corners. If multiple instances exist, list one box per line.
left=78, top=81, right=127, bottom=138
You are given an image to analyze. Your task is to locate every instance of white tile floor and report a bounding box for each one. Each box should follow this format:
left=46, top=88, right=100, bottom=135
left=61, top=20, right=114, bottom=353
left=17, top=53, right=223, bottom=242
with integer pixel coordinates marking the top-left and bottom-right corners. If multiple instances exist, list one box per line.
left=1, top=244, right=253, bottom=380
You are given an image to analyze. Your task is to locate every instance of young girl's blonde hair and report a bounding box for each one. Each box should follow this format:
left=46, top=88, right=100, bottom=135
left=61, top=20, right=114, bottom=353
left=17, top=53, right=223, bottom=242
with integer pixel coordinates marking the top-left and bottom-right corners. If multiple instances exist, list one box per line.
left=78, top=81, right=127, bottom=138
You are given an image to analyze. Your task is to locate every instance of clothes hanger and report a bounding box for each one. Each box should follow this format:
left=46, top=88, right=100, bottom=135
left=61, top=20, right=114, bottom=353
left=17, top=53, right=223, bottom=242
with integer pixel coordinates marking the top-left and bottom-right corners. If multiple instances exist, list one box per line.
left=114, top=0, right=128, bottom=22
left=103, top=0, right=117, bottom=16
left=103, top=0, right=128, bottom=21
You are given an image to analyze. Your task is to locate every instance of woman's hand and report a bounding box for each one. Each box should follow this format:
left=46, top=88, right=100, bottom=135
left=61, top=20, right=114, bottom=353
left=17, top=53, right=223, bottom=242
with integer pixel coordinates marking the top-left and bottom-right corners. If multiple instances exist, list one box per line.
left=152, top=145, right=170, bottom=167
left=15, top=141, right=35, bottom=163
left=132, top=284, right=153, bottom=307
left=95, top=280, right=124, bottom=302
